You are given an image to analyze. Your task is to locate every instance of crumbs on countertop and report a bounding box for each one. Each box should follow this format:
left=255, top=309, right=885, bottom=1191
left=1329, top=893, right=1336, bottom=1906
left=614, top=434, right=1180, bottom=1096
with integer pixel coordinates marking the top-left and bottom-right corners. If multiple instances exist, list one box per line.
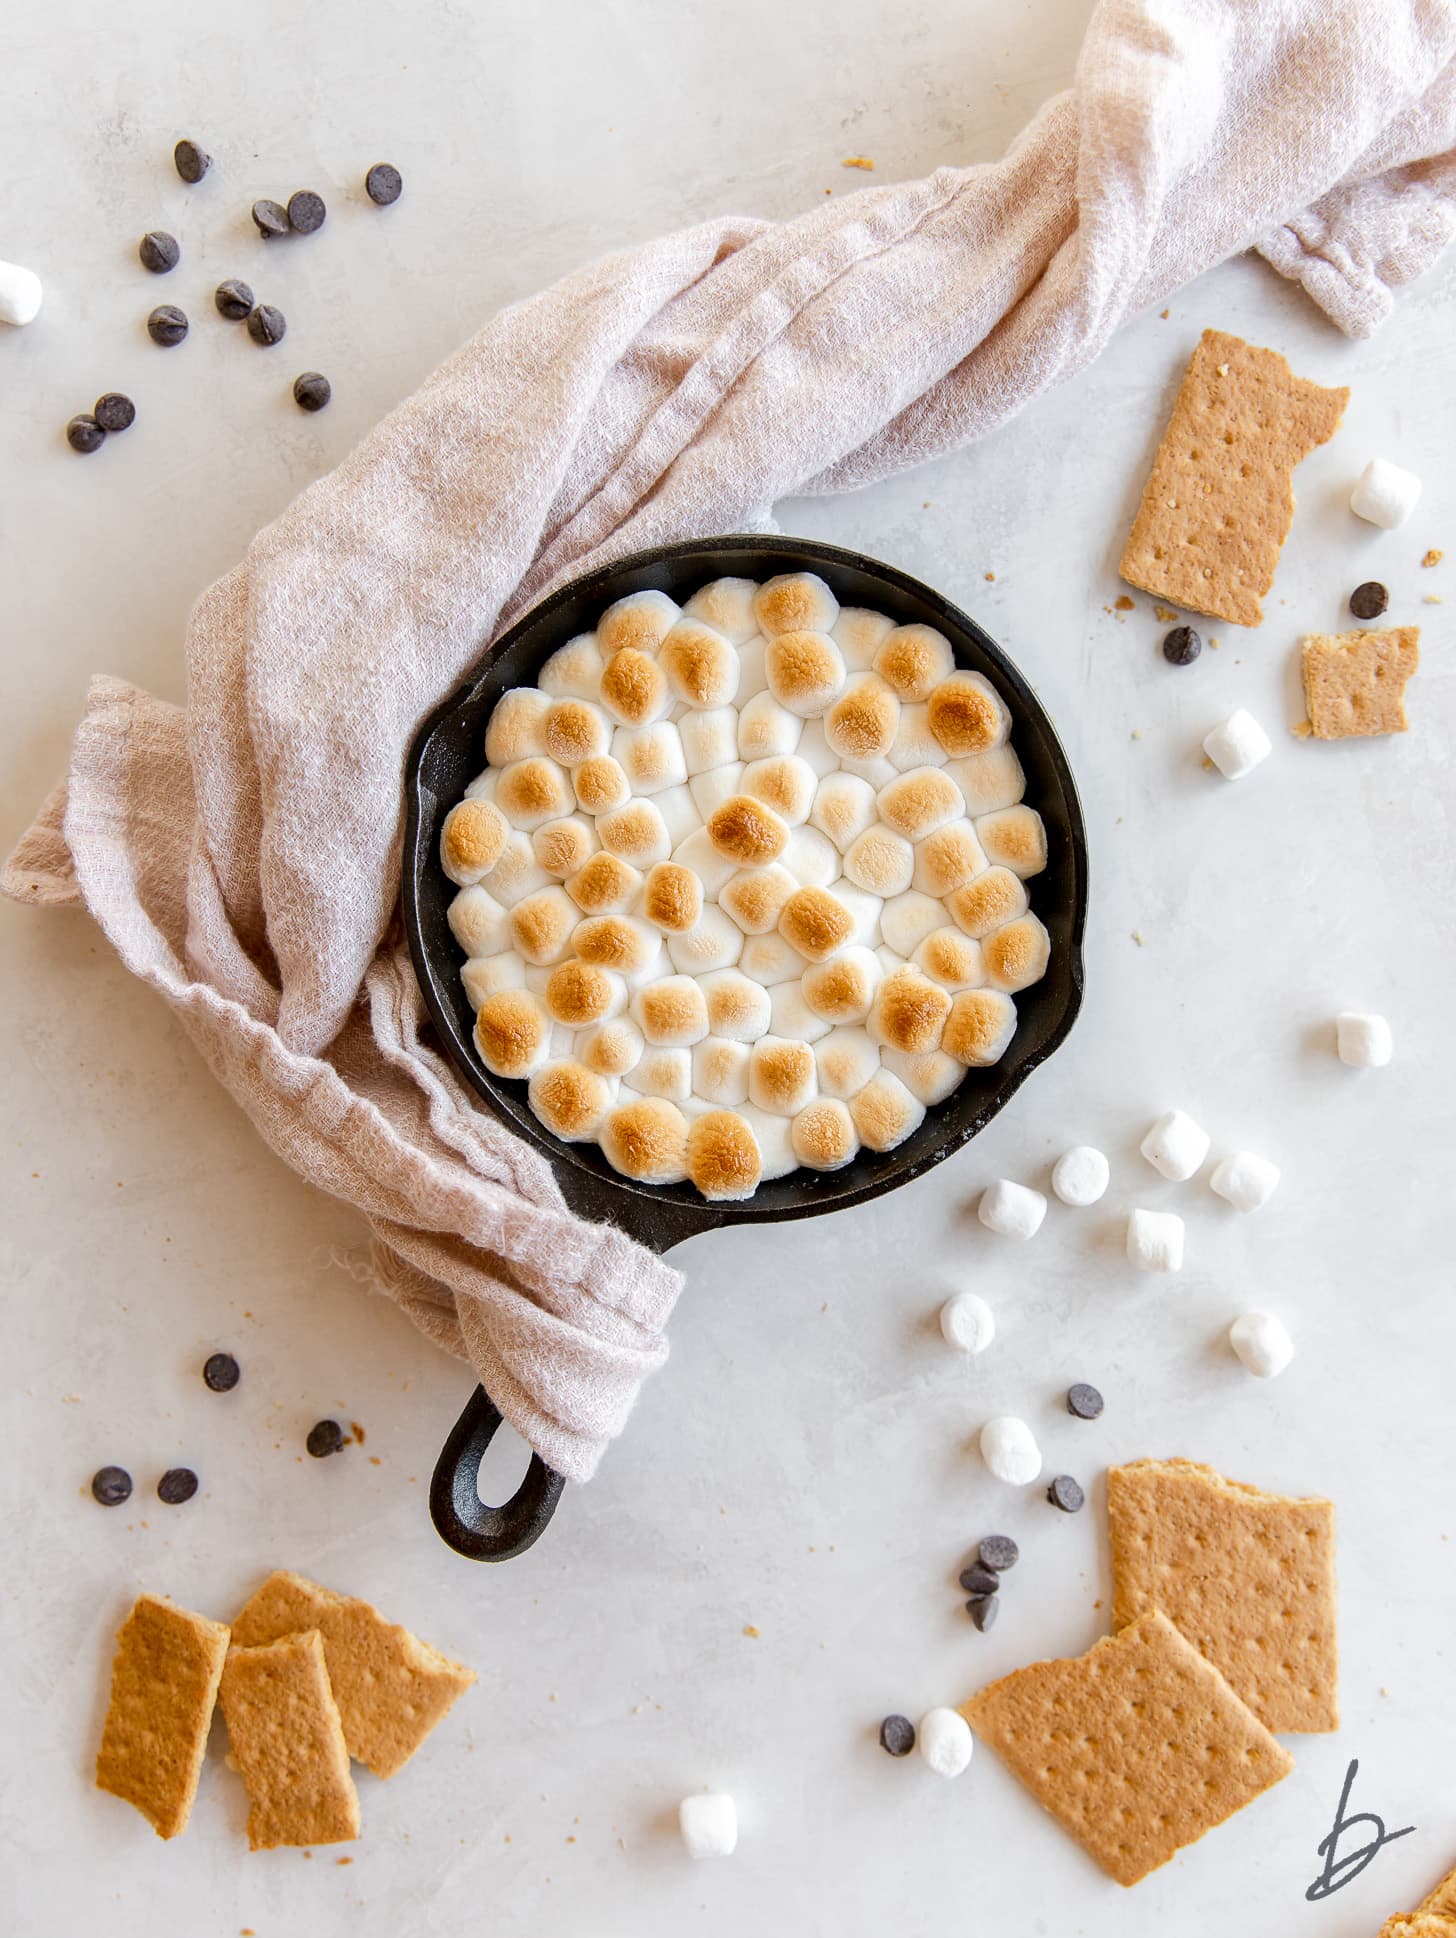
left=842, top=156, right=875, bottom=170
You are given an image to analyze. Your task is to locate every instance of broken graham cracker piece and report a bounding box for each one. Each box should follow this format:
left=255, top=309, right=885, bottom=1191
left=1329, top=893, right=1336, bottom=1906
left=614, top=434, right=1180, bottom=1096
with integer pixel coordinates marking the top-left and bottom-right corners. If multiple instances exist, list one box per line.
left=963, top=1609, right=1293, bottom=1886
left=95, top=1594, right=231, bottom=1839
left=1302, top=626, right=1419, bottom=739
left=218, top=1629, right=360, bottom=1850
left=231, top=1570, right=475, bottom=1778
left=1120, top=328, right=1348, bottom=626
left=1421, top=1867, right=1456, bottom=1919
left=1381, top=1920, right=1456, bottom=1938
left=1109, top=1457, right=1338, bottom=1733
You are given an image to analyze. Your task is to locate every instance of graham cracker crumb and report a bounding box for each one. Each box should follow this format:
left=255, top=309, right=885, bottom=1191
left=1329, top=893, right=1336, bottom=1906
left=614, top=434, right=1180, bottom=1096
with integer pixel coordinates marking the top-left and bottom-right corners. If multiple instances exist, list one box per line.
left=743, top=1625, right=761, bottom=1638
left=1114, top=594, right=1135, bottom=611
left=1421, top=548, right=1443, bottom=567
left=1291, top=718, right=1313, bottom=738
left=841, top=155, right=875, bottom=170
left=1153, top=604, right=1180, bottom=623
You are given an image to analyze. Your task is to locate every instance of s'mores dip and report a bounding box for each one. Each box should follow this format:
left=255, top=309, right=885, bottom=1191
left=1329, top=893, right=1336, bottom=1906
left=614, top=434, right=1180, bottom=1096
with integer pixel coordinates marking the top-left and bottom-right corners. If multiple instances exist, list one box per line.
left=439, top=572, right=1051, bottom=1200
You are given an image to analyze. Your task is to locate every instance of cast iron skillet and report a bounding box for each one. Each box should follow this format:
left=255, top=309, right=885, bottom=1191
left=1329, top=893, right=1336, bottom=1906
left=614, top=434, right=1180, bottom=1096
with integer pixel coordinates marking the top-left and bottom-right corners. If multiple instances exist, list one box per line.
left=402, top=536, right=1088, bottom=1563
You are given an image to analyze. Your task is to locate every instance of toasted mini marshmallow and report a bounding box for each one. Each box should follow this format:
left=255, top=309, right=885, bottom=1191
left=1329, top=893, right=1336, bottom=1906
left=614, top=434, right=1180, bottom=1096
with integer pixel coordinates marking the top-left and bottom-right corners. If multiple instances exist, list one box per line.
left=942, top=988, right=1017, bottom=1066
left=754, top=571, right=839, bottom=638
left=873, top=624, right=954, bottom=702
left=473, top=988, right=551, bottom=1079
left=460, top=953, right=526, bottom=1008
left=814, top=1026, right=880, bottom=1099
left=485, top=687, right=551, bottom=766
left=528, top=1061, right=614, bottom=1141
left=686, top=1109, right=762, bottom=1200
left=810, top=772, right=877, bottom=853
left=825, top=673, right=901, bottom=762
left=779, top=886, right=854, bottom=962
left=572, top=755, right=631, bottom=817
left=886, top=703, right=948, bottom=772
left=801, top=945, right=882, bottom=1024
left=448, top=884, right=511, bottom=957
left=623, top=1045, right=693, bottom=1103
left=572, top=914, right=660, bottom=974
left=497, top=757, right=572, bottom=831
left=880, top=1045, right=964, bottom=1106
left=688, top=762, right=746, bottom=820
left=440, top=796, right=510, bottom=886
left=982, top=913, right=1050, bottom=993
left=738, top=930, right=807, bottom=986
left=543, top=699, right=611, bottom=768
left=564, top=851, right=641, bottom=917
left=612, top=721, right=687, bottom=796
left=532, top=816, right=598, bottom=879
left=791, top=1098, right=859, bottom=1171
left=782, top=824, right=839, bottom=889
left=578, top=1015, right=644, bottom=1077
left=737, top=1103, right=798, bottom=1181
left=946, top=866, right=1029, bottom=940
left=833, top=883, right=883, bottom=949
left=509, top=886, right=579, bottom=966
left=914, top=927, right=985, bottom=991
left=679, top=707, right=739, bottom=776
left=598, top=647, right=670, bottom=728
left=682, top=576, right=760, bottom=644
left=544, top=958, right=626, bottom=1027
left=832, top=606, right=895, bottom=671
left=699, top=968, right=772, bottom=1041
left=597, top=798, right=671, bottom=867
left=539, top=632, right=606, bottom=702
left=692, top=1036, right=751, bottom=1107
left=599, top=1095, right=689, bottom=1182
left=652, top=783, right=700, bottom=849
left=642, top=862, right=704, bottom=934
left=736, top=689, right=802, bottom=761
left=671, top=826, right=740, bottom=899
left=849, top=1069, right=926, bottom=1152
left=659, top=621, right=740, bottom=709
left=664, top=905, right=744, bottom=974
left=947, top=744, right=1027, bottom=817
left=708, top=795, right=790, bottom=866
left=912, top=820, right=986, bottom=899
left=748, top=1035, right=818, bottom=1115
left=976, top=805, right=1047, bottom=880
left=867, top=966, right=952, bottom=1054
left=597, top=589, right=679, bottom=658
left=720, top=863, right=798, bottom=935
left=843, top=825, right=914, bottom=898
left=766, top=631, right=847, bottom=717
left=770, top=980, right=831, bottom=1043
left=740, top=755, right=816, bottom=828
left=482, top=830, right=554, bottom=908
left=878, top=766, right=962, bottom=840
left=928, top=671, right=1009, bottom=757
left=735, top=635, right=769, bottom=703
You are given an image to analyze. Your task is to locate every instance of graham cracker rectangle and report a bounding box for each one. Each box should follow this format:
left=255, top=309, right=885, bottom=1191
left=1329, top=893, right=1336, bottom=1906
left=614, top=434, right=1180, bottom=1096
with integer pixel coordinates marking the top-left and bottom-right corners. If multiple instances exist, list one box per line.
left=95, top=1594, right=230, bottom=1839
left=1302, top=626, right=1420, bottom=738
left=231, top=1571, right=475, bottom=1778
left=962, top=1609, right=1293, bottom=1885
left=1120, top=328, right=1348, bottom=626
left=1109, top=1458, right=1338, bottom=1733
left=218, top=1629, right=360, bottom=1850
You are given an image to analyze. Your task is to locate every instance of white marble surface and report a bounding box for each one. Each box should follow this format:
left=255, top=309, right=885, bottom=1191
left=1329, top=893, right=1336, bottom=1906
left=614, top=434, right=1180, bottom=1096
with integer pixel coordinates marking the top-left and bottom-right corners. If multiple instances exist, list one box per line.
left=3, top=2, right=1454, bottom=1933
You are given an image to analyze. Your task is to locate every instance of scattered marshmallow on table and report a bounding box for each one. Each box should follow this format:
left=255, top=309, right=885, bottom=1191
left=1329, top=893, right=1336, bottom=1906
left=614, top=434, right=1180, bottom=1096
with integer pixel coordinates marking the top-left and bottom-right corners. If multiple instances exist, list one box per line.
left=978, top=1179, right=1047, bottom=1239
left=1210, top=1150, right=1280, bottom=1212
left=1337, top=1011, right=1393, bottom=1067
left=1350, top=456, right=1422, bottom=529
left=1051, top=1145, right=1109, bottom=1207
left=917, top=1707, right=974, bottom=1778
left=1140, top=1109, right=1210, bottom=1182
left=1126, top=1207, right=1185, bottom=1272
left=0, top=259, right=43, bottom=326
left=980, top=1415, right=1042, bottom=1484
left=1229, top=1311, right=1294, bottom=1379
left=1203, top=708, right=1272, bottom=780
left=939, top=1291, right=995, bottom=1354
left=678, top=1793, right=738, bottom=1859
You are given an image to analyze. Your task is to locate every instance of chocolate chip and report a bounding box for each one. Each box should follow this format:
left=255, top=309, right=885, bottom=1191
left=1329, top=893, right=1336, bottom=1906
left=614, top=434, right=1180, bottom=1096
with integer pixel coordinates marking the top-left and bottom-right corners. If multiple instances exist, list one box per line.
left=293, top=370, right=331, bottom=412
left=246, top=303, right=286, bottom=346
left=287, top=190, right=327, bottom=235
left=967, top=1593, right=1000, bottom=1632
left=365, top=163, right=402, bottom=206
left=957, top=1564, right=1000, bottom=1597
left=1047, top=1474, right=1085, bottom=1513
left=138, top=230, right=180, bottom=274
left=158, top=1466, right=199, bottom=1505
left=1350, top=580, right=1389, bottom=620
left=251, top=198, right=290, bottom=239
left=91, top=1465, right=133, bottom=1505
left=214, top=278, right=254, bottom=321
left=1162, top=624, right=1202, bottom=666
left=174, top=139, right=211, bottom=184
left=879, top=1714, right=915, bottom=1756
left=306, top=1418, right=345, bottom=1458
left=203, top=1351, right=241, bottom=1393
left=147, top=304, right=189, bottom=347
left=66, top=414, right=106, bottom=454
left=978, top=1533, right=1019, bottom=1573
left=1066, top=1382, right=1104, bottom=1420
left=93, top=393, right=135, bottom=434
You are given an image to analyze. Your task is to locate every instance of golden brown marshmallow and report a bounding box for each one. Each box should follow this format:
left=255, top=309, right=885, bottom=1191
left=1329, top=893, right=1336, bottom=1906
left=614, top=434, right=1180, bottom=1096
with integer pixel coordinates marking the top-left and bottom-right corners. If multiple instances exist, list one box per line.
left=914, top=928, right=985, bottom=990
left=597, top=799, right=669, bottom=865
left=843, top=825, right=914, bottom=898
left=825, top=676, right=900, bottom=760
left=642, top=862, right=704, bottom=934
left=876, top=766, right=963, bottom=840
left=790, top=1098, right=858, bottom=1171
left=579, top=1016, right=644, bottom=1077
left=496, top=756, right=571, bottom=830
left=543, top=699, right=611, bottom=768
left=532, top=817, right=596, bottom=879
left=702, top=970, right=772, bottom=1041
left=572, top=915, right=658, bottom=973
left=849, top=1070, right=925, bottom=1152
left=473, top=989, right=550, bottom=1079
left=778, top=886, right=853, bottom=962
left=707, top=794, right=790, bottom=866
left=801, top=951, right=878, bottom=1024
left=597, top=590, right=678, bottom=658
left=976, top=805, right=1048, bottom=878
left=633, top=976, right=709, bottom=1047
left=720, top=864, right=797, bottom=936
left=741, top=755, right=815, bottom=825
left=912, top=820, right=986, bottom=897
left=867, top=966, right=952, bottom=1054
left=572, top=754, right=631, bottom=816
left=872, top=624, right=954, bottom=702
left=659, top=622, right=739, bottom=709
left=945, top=865, right=1028, bottom=939
left=544, top=959, right=621, bottom=1027
left=598, top=648, right=668, bottom=727
left=509, top=887, right=577, bottom=965
left=765, top=631, right=847, bottom=717
left=565, top=850, right=641, bottom=916
left=927, top=672, right=1008, bottom=757
left=753, top=572, right=839, bottom=638
left=748, top=1036, right=818, bottom=1115
left=942, top=988, right=1017, bottom=1065
left=440, top=797, right=509, bottom=883
left=599, top=1097, right=688, bottom=1182
left=528, top=1062, right=613, bottom=1141
left=484, top=687, right=550, bottom=766
left=687, top=1110, right=763, bottom=1202
left=982, top=913, right=1051, bottom=992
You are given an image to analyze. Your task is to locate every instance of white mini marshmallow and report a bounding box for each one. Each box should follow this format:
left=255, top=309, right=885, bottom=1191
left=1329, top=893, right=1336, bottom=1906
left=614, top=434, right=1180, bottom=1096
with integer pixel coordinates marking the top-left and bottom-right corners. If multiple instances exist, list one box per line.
left=831, top=606, right=895, bottom=671
left=770, top=979, right=831, bottom=1043
left=1051, top=1145, right=1110, bottom=1207
left=735, top=634, right=769, bottom=702
left=483, top=832, right=554, bottom=908
left=782, top=824, right=839, bottom=889
left=678, top=1793, right=738, bottom=1859
left=977, top=1179, right=1047, bottom=1239
left=689, top=762, right=747, bottom=821
left=624, top=1046, right=693, bottom=1102
left=939, top=1290, right=995, bottom=1354
left=814, top=1027, right=880, bottom=1100
left=679, top=707, right=740, bottom=776
left=917, top=1707, right=974, bottom=1778
left=979, top=1416, right=1042, bottom=1485
left=887, top=703, right=948, bottom=772
left=948, top=744, right=1027, bottom=817
left=682, top=577, right=759, bottom=644
left=666, top=905, right=745, bottom=975
left=1140, top=1109, right=1210, bottom=1182
left=692, top=1035, right=751, bottom=1106
left=613, top=721, right=687, bottom=795
left=1229, top=1311, right=1294, bottom=1379
left=1204, top=709, right=1272, bottom=780
left=654, top=783, right=702, bottom=850
left=699, top=968, right=772, bottom=1042
left=737, top=689, right=802, bottom=760
left=738, top=930, right=807, bottom=986
left=539, top=632, right=605, bottom=701
left=0, top=260, right=44, bottom=327
left=738, top=1102, right=798, bottom=1180
left=1210, top=1150, right=1280, bottom=1212
left=672, top=825, right=740, bottom=899
left=460, top=953, right=526, bottom=1007
left=794, top=717, right=841, bottom=778
left=1337, top=1011, right=1393, bottom=1067
left=835, top=884, right=883, bottom=949
left=741, top=754, right=816, bottom=826
left=1126, top=1207, right=1185, bottom=1272
left=448, top=885, right=511, bottom=958
left=881, top=1046, right=963, bottom=1106
left=839, top=753, right=897, bottom=788
left=880, top=890, right=946, bottom=959
left=810, top=771, right=877, bottom=853
left=1350, top=456, right=1422, bottom=529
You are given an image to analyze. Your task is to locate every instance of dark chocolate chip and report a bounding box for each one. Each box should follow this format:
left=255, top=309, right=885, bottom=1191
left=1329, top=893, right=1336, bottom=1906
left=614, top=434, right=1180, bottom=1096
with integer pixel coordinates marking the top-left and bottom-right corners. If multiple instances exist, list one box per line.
left=251, top=198, right=290, bottom=239
left=287, top=190, right=327, bottom=235
left=879, top=1713, right=915, bottom=1757
left=1047, top=1474, right=1085, bottom=1513
left=246, top=303, right=286, bottom=346
left=967, top=1593, right=1000, bottom=1632
left=957, top=1564, right=1000, bottom=1597
left=978, top=1533, right=1019, bottom=1573
left=138, top=230, right=180, bottom=274
left=174, top=139, right=211, bottom=185
left=306, top=1418, right=345, bottom=1458
left=158, top=1466, right=199, bottom=1505
left=147, top=304, right=189, bottom=347
left=214, top=278, right=254, bottom=320
left=93, top=393, right=135, bottom=434
left=365, top=163, right=403, bottom=206
left=1066, top=1382, right=1104, bottom=1420
left=293, top=370, right=331, bottom=412
left=1161, top=624, right=1202, bottom=666
left=66, top=414, right=106, bottom=454
left=1350, top=580, right=1389, bottom=620
left=91, top=1465, right=133, bottom=1505
left=203, top=1351, right=241, bottom=1393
